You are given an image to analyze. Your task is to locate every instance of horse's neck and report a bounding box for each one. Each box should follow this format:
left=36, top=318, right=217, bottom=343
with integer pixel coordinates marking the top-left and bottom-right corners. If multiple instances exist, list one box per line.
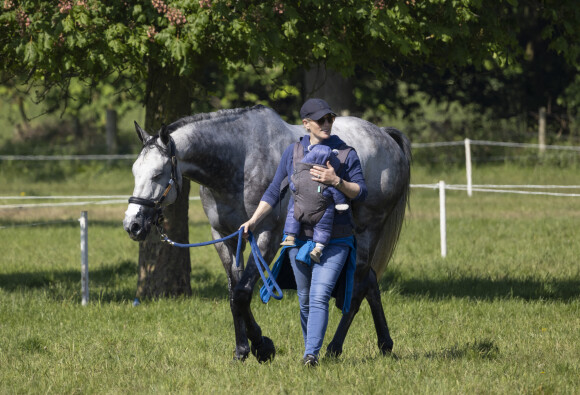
left=171, top=126, right=240, bottom=191
left=171, top=115, right=299, bottom=193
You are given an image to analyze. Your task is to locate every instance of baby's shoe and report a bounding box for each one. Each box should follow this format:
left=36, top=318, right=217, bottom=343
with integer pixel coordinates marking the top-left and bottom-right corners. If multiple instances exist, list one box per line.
left=309, top=247, right=323, bottom=263
left=280, top=235, right=296, bottom=246
left=335, top=203, right=349, bottom=213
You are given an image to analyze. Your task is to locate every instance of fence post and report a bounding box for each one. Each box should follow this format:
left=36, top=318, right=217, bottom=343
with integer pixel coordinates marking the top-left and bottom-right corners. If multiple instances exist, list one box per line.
left=464, top=138, right=472, bottom=197
left=79, top=211, right=89, bottom=306
left=439, top=181, right=447, bottom=258
left=539, top=107, right=546, bottom=155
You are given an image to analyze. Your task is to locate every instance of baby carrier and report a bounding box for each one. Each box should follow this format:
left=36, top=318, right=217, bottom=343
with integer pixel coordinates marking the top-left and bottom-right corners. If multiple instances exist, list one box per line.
left=290, top=142, right=352, bottom=226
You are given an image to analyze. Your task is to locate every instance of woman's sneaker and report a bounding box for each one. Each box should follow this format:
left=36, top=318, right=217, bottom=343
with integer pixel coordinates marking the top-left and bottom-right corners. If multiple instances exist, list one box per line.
left=303, top=354, right=319, bottom=367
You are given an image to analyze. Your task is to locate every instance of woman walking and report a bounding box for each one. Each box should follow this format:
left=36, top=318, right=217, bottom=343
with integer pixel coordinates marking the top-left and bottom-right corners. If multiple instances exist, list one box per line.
left=240, top=98, right=367, bottom=366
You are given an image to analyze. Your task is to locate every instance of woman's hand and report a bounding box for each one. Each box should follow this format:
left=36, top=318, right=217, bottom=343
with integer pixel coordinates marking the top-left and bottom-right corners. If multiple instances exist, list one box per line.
left=239, top=218, right=256, bottom=238
left=311, top=161, right=360, bottom=199
left=310, top=161, right=340, bottom=186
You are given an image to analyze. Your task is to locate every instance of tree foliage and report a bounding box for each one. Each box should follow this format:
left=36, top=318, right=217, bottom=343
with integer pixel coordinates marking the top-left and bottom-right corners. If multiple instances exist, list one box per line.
left=2, top=0, right=531, bottom=96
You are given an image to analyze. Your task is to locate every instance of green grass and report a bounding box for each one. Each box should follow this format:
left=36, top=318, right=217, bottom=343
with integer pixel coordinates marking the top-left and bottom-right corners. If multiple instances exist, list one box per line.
left=0, top=163, right=579, bottom=394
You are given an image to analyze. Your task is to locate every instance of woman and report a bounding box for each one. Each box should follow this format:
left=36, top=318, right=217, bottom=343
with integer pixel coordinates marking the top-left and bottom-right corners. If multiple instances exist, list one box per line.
left=240, top=98, right=367, bottom=366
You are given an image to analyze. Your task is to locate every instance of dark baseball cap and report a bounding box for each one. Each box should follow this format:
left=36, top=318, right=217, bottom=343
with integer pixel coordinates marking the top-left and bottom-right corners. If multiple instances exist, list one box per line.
left=300, top=98, right=336, bottom=120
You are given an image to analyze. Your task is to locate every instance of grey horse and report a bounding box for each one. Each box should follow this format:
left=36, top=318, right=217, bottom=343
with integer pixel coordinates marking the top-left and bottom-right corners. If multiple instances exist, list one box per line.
left=123, top=105, right=411, bottom=362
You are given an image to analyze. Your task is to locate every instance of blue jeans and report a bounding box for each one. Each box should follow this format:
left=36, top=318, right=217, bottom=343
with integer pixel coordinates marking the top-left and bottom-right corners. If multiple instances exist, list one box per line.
left=289, top=243, right=349, bottom=357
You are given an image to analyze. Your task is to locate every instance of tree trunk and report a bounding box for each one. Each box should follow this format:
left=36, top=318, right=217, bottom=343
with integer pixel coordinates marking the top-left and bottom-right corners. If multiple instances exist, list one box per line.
left=136, top=62, right=193, bottom=298
left=303, top=66, right=355, bottom=115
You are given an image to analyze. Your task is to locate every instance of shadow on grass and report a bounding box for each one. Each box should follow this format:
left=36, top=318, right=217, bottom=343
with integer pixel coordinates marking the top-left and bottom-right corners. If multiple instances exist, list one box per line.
left=3, top=261, right=578, bottom=303
left=338, top=339, right=500, bottom=365
left=0, top=260, right=229, bottom=303
left=380, top=270, right=580, bottom=301
left=397, top=338, right=501, bottom=362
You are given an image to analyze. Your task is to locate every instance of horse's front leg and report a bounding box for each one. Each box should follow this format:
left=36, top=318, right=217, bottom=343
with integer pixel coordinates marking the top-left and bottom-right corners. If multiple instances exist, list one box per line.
left=232, top=231, right=278, bottom=363
left=211, top=228, right=252, bottom=361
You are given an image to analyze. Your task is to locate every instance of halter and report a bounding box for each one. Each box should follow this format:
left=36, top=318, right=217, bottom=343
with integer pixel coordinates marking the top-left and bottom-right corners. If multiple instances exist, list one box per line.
left=128, top=136, right=180, bottom=235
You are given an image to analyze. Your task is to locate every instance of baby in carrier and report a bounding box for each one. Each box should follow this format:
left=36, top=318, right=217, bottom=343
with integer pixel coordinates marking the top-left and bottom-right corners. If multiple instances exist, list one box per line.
left=281, top=144, right=350, bottom=263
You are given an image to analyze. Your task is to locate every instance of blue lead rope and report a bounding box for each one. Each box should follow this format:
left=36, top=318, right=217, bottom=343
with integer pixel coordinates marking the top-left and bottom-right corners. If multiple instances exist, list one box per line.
left=160, top=228, right=283, bottom=301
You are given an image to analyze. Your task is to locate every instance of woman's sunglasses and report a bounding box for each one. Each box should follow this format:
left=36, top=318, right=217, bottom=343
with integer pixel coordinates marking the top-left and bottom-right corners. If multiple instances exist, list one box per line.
left=315, top=115, right=336, bottom=125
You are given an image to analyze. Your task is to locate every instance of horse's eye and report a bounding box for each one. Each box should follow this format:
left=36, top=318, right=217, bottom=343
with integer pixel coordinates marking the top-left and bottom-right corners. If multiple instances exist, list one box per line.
left=151, top=172, right=163, bottom=180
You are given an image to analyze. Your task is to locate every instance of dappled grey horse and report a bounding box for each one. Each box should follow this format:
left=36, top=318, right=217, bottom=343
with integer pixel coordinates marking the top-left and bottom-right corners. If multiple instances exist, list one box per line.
left=123, top=105, right=411, bottom=362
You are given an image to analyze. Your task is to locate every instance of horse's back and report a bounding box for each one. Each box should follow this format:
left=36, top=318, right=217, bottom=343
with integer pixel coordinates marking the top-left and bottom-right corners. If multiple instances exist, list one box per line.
left=332, top=117, right=410, bottom=205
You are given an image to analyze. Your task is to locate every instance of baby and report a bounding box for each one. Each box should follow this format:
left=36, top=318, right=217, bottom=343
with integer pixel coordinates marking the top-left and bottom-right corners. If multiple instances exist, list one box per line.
left=281, top=144, right=349, bottom=263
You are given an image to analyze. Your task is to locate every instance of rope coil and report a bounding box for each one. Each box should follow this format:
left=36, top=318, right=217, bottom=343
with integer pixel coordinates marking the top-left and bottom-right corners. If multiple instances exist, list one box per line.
left=160, top=228, right=283, bottom=301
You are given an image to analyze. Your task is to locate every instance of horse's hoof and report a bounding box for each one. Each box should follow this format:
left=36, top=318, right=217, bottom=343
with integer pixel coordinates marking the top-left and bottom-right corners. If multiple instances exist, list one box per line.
left=232, top=348, right=250, bottom=362
left=379, top=339, right=394, bottom=356
left=251, top=336, right=275, bottom=363
left=326, top=342, right=342, bottom=358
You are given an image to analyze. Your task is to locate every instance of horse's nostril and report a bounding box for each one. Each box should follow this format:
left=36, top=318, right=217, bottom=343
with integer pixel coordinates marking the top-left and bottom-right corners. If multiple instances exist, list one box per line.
left=130, top=223, right=141, bottom=235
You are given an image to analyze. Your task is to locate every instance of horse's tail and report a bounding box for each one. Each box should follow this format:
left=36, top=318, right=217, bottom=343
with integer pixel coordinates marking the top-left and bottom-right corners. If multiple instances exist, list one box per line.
left=371, top=127, right=412, bottom=278
left=382, top=127, right=412, bottom=174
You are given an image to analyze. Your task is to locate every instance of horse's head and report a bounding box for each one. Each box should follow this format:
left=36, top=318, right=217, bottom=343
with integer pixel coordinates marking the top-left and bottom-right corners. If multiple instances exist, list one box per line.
left=123, top=122, right=183, bottom=241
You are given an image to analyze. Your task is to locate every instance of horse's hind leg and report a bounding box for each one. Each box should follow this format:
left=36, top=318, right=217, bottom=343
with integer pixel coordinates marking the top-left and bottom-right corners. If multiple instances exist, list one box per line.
left=326, top=268, right=393, bottom=357
left=326, top=268, right=371, bottom=357
left=366, top=268, right=393, bottom=354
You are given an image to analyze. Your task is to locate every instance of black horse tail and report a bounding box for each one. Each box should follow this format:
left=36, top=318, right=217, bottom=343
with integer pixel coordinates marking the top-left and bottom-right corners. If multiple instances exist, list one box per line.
left=371, top=127, right=412, bottom=278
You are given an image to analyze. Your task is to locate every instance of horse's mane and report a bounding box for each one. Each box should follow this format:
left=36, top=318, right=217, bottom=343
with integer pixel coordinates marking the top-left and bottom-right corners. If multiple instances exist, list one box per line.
left=166, top=105, right=268, bottom=133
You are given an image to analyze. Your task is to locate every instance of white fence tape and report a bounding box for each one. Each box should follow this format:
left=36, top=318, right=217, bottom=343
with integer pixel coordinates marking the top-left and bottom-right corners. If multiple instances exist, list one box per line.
left=0, top=195, right=129, bottom=199
left=0, top=154, right=135, bottom=160
left=410, top=184, right=580, bottom=197
left=0, top=195, right=200, bottom=210
left=0, top=220, right=77, bottom=230
left=411, top=139, right=580, bottom=151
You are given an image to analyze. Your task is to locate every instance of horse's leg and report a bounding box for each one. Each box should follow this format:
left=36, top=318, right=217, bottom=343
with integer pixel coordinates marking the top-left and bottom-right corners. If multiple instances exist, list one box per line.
left=326, top=227, right=374, bottom=357
left=232, top=230, right=278, bottom=363
left=327, top=267, right=393, bottom=357
left=327, top=223, right=396, bottom=357
left=365, top=268, right=393, bottom=354
left=210, top=228, right=251, bottom=361
left=326, top=266, right=371, bottom=357
left=231, top=255, right=275, bottom=363
left=327, top=219, right=396, bottom=356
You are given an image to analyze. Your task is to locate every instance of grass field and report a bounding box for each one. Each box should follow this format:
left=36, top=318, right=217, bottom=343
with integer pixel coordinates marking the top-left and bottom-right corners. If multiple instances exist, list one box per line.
left=0, top=162, right=579, bottom=394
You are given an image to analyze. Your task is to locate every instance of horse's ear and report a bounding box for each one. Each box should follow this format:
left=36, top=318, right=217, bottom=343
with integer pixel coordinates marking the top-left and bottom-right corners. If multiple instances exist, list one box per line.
left=134, top=121, right=151, bottom=144
left=160, top=123, right=170, bottom=145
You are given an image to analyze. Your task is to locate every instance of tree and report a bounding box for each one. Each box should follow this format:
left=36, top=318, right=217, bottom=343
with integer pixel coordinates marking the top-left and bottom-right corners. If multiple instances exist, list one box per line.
left=3, top=0, right=578, bottom=295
